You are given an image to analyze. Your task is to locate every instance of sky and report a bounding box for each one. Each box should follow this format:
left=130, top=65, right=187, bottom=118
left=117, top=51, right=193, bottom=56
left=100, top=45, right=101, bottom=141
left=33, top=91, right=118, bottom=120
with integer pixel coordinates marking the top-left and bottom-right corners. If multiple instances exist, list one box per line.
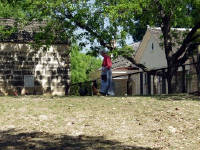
left=75, top=0, right=134, bottom=54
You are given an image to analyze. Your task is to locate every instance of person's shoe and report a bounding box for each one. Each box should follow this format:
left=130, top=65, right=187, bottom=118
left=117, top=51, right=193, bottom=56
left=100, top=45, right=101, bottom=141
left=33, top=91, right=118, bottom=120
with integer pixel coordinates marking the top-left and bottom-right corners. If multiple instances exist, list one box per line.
left=99, top=92, right=106, bottom=96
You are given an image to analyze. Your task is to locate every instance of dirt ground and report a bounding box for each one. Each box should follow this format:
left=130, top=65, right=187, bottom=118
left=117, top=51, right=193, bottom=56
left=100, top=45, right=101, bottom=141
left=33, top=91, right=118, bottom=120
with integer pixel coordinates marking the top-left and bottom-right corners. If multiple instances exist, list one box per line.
left=0, top=95, right=200, bottom=150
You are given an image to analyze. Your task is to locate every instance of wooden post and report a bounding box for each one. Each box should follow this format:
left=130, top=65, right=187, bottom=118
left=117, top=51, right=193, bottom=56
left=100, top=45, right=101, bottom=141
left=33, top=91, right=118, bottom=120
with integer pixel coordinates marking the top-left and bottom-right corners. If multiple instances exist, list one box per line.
left=127, top=74, right=132, bottom=96
left=140, top=72, right=143, bottom=95
left=182, top=65, right=186, bottom=93
left=174, top=70, right=178, bottom=93
left=147, top=73, right=151, bottom=95
left=162, top=69, right=166, bottom=94
left=198, top=45, right=200, bottom=93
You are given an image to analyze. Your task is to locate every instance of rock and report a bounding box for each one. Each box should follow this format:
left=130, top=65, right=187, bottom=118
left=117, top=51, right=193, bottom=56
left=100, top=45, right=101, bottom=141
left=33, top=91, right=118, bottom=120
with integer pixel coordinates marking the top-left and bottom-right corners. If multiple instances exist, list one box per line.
left=67, top=122, right=75, bottom=126
left=175, top=108, right=179, bottom=110
left=7, top=125, right=15, bottom=129
left=39, top=115, right=48, bottom=121
left=21, top=88, right=26, bottom=95
left=168, top=126, right=176, bottom=133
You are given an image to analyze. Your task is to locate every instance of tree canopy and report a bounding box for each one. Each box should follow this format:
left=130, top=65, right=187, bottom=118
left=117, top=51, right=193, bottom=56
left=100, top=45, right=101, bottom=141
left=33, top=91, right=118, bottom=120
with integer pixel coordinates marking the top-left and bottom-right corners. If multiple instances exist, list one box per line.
left=98, top=0, right=200, bottom=93
left=0, top=0, right=200, bottom=93
left=70, top=45, right=101, bottom=84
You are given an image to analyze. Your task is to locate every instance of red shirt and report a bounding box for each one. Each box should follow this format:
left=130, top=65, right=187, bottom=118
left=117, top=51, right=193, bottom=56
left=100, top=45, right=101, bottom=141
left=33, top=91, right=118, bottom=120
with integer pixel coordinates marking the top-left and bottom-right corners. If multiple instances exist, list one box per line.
left=102, top=54, right=112, bottom=69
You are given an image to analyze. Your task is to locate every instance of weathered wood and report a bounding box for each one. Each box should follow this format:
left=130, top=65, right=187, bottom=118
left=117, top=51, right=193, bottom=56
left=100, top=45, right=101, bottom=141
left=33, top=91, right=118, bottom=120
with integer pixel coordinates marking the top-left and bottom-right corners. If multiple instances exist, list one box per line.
left=182, top=65, right=186, bottom=93
left=140, top=72, right=143, bottom=95
left=147, top=73, right=151, bottom=95
left=127, top=74, right=132, bottom=96
left=162, top=69, right=166, bottom=94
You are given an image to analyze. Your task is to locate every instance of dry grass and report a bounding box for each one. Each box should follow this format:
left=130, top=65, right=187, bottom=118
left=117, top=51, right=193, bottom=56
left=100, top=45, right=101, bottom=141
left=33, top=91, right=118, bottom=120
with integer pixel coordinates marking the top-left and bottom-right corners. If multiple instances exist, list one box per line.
left=0, top=95, right=200, bottom=150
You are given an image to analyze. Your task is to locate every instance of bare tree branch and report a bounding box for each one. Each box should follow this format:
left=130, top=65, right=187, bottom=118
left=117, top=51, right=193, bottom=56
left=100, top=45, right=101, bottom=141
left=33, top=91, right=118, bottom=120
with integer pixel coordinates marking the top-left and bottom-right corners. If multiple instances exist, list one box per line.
left=173, top=22, right=200, bottom=61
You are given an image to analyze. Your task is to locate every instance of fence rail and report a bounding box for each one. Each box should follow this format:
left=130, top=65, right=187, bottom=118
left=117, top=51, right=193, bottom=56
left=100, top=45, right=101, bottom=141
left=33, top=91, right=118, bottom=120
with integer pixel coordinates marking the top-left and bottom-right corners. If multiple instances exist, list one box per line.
left=69, top=62, right=200, bottom=96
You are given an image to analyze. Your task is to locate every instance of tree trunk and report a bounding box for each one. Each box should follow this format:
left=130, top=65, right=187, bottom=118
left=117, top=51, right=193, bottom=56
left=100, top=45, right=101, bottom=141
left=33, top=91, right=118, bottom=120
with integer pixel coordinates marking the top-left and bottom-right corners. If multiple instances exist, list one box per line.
left=197, top=54, right=200, bottom=94
left=167, top=75, right=173, bottom=94
left=192, top=54, right=200, bottom=94
left=182, top=65, right=186, bottom=93
left=127, top=75, right=132, bottom=96
left=166, top=66, right=176, bottom=94
left=162, top=69, right=166, bottom=94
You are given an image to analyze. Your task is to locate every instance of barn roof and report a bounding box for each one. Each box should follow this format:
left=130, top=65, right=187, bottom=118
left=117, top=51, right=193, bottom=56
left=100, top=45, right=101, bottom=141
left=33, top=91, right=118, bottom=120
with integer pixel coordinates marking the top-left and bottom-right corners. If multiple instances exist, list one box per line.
left=0, top=18, right=69, bottom=44
left=148, top=26, right=190, bottom=53
left=112, top=42, right=141, bottom=70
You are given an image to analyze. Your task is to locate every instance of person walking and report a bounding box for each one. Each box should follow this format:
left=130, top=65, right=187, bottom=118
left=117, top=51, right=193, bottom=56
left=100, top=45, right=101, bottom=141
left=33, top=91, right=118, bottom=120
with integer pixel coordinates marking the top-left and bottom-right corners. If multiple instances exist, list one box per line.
left=99, top=50, right=114, bottom=96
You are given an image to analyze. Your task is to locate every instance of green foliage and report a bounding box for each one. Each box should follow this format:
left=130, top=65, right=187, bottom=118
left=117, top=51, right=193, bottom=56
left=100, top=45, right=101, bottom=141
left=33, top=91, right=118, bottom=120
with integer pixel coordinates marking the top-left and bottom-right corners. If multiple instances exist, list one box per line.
left=70, top=45, right=101, bottom=84
left=0, top=0, right=131, bottom=55
left=0, top=0, right=26, bottom=18
left=0, top=0, right=199, bottom=63
left=112, top=45, right=135, bottom=59
left=97, top=0, right=200, bottom=41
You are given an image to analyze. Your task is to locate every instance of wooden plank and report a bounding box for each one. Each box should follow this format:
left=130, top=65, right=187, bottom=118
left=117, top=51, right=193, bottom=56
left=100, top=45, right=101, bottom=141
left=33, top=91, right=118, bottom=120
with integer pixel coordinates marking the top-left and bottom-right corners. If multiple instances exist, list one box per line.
left=140, top=72, right=143, bottom=95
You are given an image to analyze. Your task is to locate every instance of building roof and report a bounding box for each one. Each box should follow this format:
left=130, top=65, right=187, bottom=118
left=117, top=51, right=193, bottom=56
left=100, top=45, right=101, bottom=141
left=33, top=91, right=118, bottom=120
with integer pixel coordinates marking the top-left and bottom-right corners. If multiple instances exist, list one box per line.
left=112, top=56, right=134, bottom=69
left=0, top=18, right=69, bottom=44
left=0, top=18, right=46, bottom=31
left=135, top=26, right=190, bottom=64
left=148, top=26, right=190, bottom=53
left=112, top=42, right=141, bottom=70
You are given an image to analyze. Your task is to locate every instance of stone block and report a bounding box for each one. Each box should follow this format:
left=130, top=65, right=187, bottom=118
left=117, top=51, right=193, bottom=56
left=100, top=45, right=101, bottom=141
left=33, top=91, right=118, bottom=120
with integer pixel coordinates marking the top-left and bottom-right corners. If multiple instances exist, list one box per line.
left=0, top=70, right=4, bottom=74
left=13, top=75, right=23, bottom=81
left=6, top=75, right=13, bottom=80
left=9, top=80, right=24, bottom=86
left=24, top=87, right=35, bottom=95
left=14, top=61, right=23, bottom=65
left=34, top=80, right=41, bottom=86
left=22, top=70, right=33, bottom=75
left=4, top=70, right=12, bottom=75
left=18, top=56, right=26, bottom=61
left=34, top=86, right=43, bottom=95
left=51, top=86, right=65, bottom=96
left=13, top=70, right=22, bottom=75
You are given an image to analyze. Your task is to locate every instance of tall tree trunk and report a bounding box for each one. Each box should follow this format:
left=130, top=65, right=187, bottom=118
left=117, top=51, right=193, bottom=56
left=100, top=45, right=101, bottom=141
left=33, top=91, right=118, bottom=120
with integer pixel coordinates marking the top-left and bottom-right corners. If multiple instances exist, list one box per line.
left=167, top=75, right=173, bottom=94
left=127, top=75, right=132, bottom=96
left=192, top=54, right=200, bottom=94
left=162, top=69, right=166, bottom=94
left=197, top=54, right=200, bottom=94
left=182, top=65, right=186, bottom=93
left=166, top=65, right=178, bottom=94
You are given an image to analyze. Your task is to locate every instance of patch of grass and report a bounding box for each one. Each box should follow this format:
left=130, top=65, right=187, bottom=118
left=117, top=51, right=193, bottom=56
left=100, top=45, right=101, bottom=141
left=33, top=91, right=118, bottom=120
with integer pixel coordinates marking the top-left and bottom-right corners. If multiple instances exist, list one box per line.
left=0, top=95, right=200, bottom=150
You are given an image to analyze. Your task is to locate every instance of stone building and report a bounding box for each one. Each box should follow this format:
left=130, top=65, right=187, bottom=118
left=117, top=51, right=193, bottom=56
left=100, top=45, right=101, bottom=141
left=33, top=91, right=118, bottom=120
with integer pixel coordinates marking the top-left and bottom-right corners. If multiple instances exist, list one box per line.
left=0, top=18, right=70, bottom=96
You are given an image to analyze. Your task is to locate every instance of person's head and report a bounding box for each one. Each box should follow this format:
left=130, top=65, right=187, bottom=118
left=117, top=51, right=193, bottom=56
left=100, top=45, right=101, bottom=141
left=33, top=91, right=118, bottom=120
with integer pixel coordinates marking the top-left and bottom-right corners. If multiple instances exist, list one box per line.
left=100, top=50, right=106, bottom=56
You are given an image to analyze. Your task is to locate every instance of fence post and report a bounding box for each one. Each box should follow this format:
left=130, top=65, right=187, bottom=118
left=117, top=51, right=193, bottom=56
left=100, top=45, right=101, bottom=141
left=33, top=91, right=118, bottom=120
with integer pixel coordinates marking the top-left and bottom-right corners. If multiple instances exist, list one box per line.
left=182, top=65, right=186, bottom=93
left=140, top=72, right=143, bottom=95
left=198, top=45, right=200, bottom=93
left=147, top=73, right=151, bottom=95
left=162, top=69, right=166, bottom=94
left=127, top=74, right=132, bottom=96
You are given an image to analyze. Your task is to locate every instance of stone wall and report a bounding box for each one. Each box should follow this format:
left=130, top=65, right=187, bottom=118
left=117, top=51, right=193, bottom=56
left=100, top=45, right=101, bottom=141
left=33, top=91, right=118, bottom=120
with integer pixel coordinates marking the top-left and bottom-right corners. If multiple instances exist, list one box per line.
left=0, top=43, right=70, bottom=96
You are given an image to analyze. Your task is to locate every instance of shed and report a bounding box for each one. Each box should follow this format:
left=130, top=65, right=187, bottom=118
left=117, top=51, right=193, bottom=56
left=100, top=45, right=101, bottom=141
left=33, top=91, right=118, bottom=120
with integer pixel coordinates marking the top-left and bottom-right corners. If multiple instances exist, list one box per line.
left=0, top=18, right=70, bottom=96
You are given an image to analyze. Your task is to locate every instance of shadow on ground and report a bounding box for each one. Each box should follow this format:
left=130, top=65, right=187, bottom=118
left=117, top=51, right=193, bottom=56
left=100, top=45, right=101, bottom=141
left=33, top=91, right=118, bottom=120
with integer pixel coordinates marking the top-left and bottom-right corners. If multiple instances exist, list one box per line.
left=151, top=93, right=200, bottom=101
left=0, top=129, right=160, bottom=150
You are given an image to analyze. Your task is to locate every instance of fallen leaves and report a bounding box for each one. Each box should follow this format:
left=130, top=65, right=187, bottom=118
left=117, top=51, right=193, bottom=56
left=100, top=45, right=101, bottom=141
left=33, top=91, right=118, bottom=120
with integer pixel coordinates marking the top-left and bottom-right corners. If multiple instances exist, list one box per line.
left=0, top=96, right=199, bottom=149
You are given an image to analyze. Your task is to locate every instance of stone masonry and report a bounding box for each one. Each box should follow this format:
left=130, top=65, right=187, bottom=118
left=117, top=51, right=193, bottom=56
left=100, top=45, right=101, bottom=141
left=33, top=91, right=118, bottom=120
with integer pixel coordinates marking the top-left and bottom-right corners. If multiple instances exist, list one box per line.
left=0, top=43, right=70, bottom=96
left=0, top=18, right=70, bottom=96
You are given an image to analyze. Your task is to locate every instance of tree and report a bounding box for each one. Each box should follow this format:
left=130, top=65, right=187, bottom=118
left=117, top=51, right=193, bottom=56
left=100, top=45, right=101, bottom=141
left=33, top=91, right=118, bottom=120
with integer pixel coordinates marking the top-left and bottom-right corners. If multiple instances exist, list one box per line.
left=98, top=0, right=200, bottom=93
left=1, top=0, right=200, bottom=93
left=0, top=0, right=146, bottom=69
left=70, top=45, right=101, bottom=84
